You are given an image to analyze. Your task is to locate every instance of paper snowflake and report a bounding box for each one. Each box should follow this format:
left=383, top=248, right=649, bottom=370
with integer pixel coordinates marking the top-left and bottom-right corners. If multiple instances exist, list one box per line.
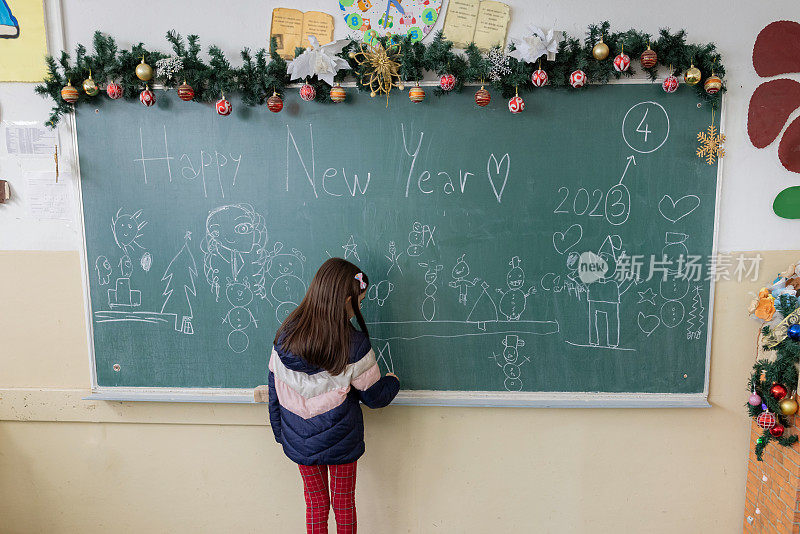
left=486, top=47, right=511, bottom=82
left=155, top=57, right=184, bottom=82
left=696, top=125, right=725, bottom=165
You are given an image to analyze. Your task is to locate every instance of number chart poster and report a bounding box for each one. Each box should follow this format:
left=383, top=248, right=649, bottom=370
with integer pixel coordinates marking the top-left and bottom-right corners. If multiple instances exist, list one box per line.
left=0, top=0, right=47, bottom=82
left=76, top=85, right=719, bottom=394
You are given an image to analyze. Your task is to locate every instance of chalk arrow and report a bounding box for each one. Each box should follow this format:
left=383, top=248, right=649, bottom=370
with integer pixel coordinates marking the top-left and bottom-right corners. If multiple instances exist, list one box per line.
left=619, top=155, right=637, bottom=185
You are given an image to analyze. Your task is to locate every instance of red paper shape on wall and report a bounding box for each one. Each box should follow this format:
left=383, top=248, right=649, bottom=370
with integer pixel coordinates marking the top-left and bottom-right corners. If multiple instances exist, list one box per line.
left=748, top=79, right=800, bottom=148
left=778, top=117, right=800, bottom=174
left=753, top=20, right=800, bottom=77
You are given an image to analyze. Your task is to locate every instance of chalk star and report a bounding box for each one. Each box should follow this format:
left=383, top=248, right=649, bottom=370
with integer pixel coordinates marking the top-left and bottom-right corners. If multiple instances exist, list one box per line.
left=342, top=235, right=360, bottom=261
left=637, top=288, right=657, bottom=305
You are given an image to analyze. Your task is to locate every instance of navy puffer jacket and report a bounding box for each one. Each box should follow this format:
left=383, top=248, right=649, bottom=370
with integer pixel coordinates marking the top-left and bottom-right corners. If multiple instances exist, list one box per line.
left=268, top=328, right=400, bottom=465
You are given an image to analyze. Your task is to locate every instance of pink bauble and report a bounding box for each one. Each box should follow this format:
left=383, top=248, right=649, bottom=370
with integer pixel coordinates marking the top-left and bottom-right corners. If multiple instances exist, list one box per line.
left=613, top=53, right=631, bottom=72
left=662, top=75, right=679, bottom=93
left=439, top=73, right=456, bottom=91
left=139, top=88, right=155, bottom=107
left=216, top=98, right=232, bottom=116
left=569, top=70, right=586, bottom=88
left=531, top=69, right=548, bottom=87
left=106, top=82, right=123, bottom=100
left=300, top=83, right=316, bottom=101
left=508, top=95, right=525, bottom=113
left=748, top=393, right=762, bottom=406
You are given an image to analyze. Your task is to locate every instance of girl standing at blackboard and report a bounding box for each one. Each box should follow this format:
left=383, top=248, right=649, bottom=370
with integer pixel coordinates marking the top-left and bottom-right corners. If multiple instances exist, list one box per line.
left=268, top=257, right=400, bottom=533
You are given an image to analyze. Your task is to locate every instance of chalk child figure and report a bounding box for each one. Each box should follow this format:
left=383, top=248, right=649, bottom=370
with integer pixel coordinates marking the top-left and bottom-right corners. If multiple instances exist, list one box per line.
left=586, top=235, right=634, bottom=348
left=223, top=278, right=258, bottom=353
left=496, top=256, right=535, bottom=320
left=449, top=254, right=479, bottom=305
left=107, top=209, right=147, bottom=309
left=95, top=256, right=112, bottom=286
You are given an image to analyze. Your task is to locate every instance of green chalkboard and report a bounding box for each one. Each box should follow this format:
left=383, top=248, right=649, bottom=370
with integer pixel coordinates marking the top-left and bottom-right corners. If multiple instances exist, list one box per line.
left=76, top=84, right=719, bottom=399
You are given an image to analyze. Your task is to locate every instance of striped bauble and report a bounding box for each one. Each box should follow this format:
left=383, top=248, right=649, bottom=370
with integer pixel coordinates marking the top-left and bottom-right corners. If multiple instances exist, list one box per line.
left=61, top=81, right=79, bottom=103
left=640, top=46, right=657, bottom=69
left=267, top=92, right=283, bottom=113
left=474, top=86, right=491, bottom=107
left=330, top=84, right=346, bottom=103
left=409, top=84, right=426, bottom=103
left=177, top=82, right=194, bottom=101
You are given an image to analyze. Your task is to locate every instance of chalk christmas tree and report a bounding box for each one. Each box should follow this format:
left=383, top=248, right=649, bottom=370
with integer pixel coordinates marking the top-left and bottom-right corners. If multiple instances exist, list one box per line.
left=686, top=286, right=705, bottom=339
left=161, top=231, right=198, bottom=334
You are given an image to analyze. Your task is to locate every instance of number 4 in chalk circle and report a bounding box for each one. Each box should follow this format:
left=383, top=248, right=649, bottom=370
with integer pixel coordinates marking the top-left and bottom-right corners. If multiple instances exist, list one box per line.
left=636, top=108, right=651, bottom=142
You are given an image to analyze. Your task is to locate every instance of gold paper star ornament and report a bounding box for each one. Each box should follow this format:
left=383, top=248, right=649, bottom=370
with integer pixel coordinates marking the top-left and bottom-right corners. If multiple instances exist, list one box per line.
left=349, top=41, right=403, bottom=104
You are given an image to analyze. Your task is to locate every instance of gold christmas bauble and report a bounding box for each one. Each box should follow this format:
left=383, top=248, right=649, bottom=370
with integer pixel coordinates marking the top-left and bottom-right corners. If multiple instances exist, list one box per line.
left=780, top=397, right=799, bottom=415
left=135, top=58, right=153, bottom=81
left=684, top=64, right=702, bottom=86
left=592, top=39, right=609, bottom=60
left=82, top=73, right=99, bottom=96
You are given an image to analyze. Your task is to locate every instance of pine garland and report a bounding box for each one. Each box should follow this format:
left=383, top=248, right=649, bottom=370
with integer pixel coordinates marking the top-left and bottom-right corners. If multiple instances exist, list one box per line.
left=35, top=23, right=726, bottom=126
left=747, top=294, right=800, bottom=460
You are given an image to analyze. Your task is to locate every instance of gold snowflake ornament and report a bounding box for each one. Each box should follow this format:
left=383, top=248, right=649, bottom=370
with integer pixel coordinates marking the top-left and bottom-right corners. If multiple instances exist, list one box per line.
left=697, top=124, right=725, bottom=165
left=348, top=42, right=403, bottom=104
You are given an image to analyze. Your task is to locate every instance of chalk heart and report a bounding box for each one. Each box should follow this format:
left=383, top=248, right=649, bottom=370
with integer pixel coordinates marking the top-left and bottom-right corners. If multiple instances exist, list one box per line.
left=658, top=194, right=700, bottom=223
left=637, top=312, right=661, bottom=337
left=577, top=251, right=608, bottom=284
left=552, top=224, right=583, bottom=254
left=487, top=153, right=510, bottom=203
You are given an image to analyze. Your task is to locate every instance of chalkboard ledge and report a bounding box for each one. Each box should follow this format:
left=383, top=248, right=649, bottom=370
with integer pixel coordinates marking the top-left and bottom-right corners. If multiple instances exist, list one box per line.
left=84, top=388, right=710, bottom=408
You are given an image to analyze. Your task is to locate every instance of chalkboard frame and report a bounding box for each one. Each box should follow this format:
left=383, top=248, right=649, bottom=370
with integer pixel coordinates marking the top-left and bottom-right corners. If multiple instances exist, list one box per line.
left=73, top=80, right=723, bottom=408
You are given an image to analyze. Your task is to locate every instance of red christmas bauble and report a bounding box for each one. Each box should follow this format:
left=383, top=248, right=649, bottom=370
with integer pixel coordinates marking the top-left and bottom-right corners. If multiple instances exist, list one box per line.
left=105, top=82, right=123, bottom=100
left=216, top=97, right=232, bottom=116
left=330, top=84, right=346, bottom=103
left=662, top=75, right=679, bottom=93
left=177, top=82, right=194, bottom=101
left=771, top=383, right=789, bottom=400
left=474, top=86, right=491, bottom=107
left=757, top=411, right=777, bottom=429
left=439, top=73, right=456, bottom=91
left=613, top=53, right=631, bottom=72
left=531, top=69, right=548, bottom=87
left=139, top=87, right=156, bottom=107
left=61, top=82, right=79, bottom=104
left=300, top=83, right=316, bottom=101
left=408, top=84, right=426, bottom=103
left=770, top=424, right=786, bottom=437
left=569, top=70, right=586, bottom=88
left=508, top=95, right=525, bottom=114
left=267, top=92, right=283, bottom=113
left=640, top=47, right=657, bottom=69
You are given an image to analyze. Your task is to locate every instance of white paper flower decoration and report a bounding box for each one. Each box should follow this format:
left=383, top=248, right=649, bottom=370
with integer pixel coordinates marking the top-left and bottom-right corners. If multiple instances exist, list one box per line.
left=509, top=25, right=564, bottom=63
left=287, top=35, right=350, bottom=86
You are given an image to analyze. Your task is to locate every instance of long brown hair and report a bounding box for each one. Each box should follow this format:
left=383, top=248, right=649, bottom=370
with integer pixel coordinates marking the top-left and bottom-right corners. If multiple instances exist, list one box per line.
left=274, top=258, right=370, bottom=375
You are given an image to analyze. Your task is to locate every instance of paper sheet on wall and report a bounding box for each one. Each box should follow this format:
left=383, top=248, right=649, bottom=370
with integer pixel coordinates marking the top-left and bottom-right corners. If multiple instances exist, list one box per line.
left=1, top=121, right=57, bottom=157
left=269, top=8, right=334, bottom=59
left=442, top=0, right=509, bottom=51
left=25, top=171, right=71, bottom=220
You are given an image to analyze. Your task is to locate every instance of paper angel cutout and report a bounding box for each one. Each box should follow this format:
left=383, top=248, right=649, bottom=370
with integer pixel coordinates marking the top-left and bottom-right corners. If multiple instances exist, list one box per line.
left=287, top=35, right=350, bottom=86
left=509, top=25, right=564, bottom=63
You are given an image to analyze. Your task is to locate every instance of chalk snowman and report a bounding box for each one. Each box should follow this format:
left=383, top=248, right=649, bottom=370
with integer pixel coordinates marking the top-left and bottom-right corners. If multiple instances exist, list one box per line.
left=490, top=334, right=530, bottom=391
left=223, top=278, right=258, bottom=354
left=267, top=242, right=307, bottom=322
left=418, top=260, right=443, bottom=321
left=496, top=256, right=535, bottom=320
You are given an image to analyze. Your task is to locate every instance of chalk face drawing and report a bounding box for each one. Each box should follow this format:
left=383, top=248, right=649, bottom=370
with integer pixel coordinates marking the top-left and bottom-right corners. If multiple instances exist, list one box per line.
left=201, top=203, right=268, bottom=301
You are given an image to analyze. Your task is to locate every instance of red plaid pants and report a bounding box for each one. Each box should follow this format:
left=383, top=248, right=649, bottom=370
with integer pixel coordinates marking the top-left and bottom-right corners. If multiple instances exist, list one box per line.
left=298, top=461, right=357, bottom=534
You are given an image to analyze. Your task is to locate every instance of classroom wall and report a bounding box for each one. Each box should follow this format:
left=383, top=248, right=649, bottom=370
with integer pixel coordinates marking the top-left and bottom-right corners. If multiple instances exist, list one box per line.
left=1, top=1, right=799, bottom=532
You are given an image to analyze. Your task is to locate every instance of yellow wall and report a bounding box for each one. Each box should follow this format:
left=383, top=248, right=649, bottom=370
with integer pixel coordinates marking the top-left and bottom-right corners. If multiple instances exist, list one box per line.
left=1, top=250, right=791, bottom=533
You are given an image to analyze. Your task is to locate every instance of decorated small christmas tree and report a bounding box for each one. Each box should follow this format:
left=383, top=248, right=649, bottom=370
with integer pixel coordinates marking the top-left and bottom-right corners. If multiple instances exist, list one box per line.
left=161, top=231, right=198, bottom=334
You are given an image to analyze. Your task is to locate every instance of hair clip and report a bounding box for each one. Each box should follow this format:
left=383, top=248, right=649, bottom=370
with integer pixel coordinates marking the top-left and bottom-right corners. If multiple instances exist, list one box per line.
left=355, top=272, right=366, bottom=290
